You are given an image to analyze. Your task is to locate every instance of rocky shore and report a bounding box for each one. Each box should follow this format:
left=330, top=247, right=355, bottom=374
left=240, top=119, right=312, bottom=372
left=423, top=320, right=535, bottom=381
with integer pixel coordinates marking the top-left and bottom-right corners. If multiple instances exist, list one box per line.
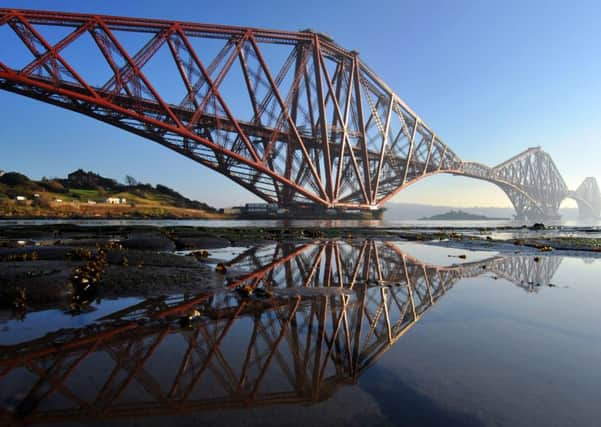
left=1, top=224, right=599, bottom=315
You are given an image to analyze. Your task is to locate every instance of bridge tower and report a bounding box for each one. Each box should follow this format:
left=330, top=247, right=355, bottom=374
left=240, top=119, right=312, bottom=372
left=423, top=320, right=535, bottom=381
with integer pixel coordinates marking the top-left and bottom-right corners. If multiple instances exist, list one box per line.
left=461, top=147, right=569, bottom=220
left=492, top=148, right=567, bottom=220
left=569, top=177, right=601, bottom=219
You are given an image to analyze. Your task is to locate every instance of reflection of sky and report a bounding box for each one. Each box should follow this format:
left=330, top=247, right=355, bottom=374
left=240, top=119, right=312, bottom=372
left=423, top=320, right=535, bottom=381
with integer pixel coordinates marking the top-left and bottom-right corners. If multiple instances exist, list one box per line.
left=0, top=297, right=144, bottom=345
left=1, top=0, right=600, bottom=208
left=369, top=258, right=601, bottom=427
left=391, top=241, right=499, bottom=267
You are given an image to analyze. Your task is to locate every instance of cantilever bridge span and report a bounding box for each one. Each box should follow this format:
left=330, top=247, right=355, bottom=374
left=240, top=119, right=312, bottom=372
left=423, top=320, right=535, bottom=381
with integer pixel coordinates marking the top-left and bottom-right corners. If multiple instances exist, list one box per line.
left=0, top=9, right=599, bottom=219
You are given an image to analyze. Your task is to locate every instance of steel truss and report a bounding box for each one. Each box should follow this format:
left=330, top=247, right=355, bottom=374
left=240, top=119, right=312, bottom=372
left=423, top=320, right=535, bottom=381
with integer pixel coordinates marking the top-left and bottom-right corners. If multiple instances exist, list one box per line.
left=0, top=8, right=462, bottom=209
left=461, top=147, right=601, bottom=219
left=0, top=240, right=561, bottom=424
left=0, top=9, right=598, bottom=218
left=568, top=177, right=601, bottom=218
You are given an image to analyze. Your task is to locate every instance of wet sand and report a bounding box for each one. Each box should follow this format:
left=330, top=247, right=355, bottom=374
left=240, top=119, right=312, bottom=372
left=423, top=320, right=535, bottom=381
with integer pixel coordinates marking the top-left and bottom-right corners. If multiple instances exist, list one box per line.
left=1, top=224, right=599, bottom=312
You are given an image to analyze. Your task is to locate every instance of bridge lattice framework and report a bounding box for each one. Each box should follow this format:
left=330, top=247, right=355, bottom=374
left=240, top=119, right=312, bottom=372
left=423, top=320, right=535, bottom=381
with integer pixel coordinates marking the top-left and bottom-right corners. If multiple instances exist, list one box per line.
left=0, top=9, right=599, bottom=218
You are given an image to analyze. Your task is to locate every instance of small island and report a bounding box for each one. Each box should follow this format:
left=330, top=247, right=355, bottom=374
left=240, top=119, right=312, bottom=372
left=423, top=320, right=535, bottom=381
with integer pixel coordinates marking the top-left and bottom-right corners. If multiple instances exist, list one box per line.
left=419, top=209, right=508, bottom=221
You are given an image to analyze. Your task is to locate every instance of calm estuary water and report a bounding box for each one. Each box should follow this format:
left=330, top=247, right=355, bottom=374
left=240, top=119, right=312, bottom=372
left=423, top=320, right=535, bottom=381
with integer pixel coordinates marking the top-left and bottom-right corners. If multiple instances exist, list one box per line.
left=3, top=218, right=601, bottom=241
left=2, top=218, right=601, bottom=228
left=1, top=240, right=600, bottom=426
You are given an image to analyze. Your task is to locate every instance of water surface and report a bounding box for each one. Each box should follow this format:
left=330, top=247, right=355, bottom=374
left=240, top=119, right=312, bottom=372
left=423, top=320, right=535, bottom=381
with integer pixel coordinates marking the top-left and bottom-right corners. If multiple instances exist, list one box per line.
left=1, top=240, right=600, bottom=426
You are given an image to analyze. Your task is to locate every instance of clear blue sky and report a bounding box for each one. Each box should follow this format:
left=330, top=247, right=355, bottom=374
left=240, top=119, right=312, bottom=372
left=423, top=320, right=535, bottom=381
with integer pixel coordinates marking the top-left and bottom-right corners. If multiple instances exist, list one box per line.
left=1, top=0, right=600, bottom=208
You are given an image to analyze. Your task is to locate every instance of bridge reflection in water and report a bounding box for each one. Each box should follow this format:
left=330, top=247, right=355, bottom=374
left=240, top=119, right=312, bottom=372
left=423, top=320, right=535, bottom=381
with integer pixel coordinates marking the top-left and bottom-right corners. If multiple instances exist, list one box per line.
left=0, top=241, right=561, bottom=425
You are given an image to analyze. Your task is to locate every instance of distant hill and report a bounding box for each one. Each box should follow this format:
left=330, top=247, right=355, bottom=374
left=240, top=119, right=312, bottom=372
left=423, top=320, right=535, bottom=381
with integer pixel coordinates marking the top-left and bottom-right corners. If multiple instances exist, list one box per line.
left=419, top=209, right=508, bottom=221
left=0, top=169, right=222, bottom=218
left=383, top=202, right=580, bottom=221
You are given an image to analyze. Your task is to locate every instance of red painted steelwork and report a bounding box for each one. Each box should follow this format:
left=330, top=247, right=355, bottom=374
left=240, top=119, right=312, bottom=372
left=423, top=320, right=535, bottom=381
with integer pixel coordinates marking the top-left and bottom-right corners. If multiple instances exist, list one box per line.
left=1, top=9, right=596, bottom=219
left=0, top=8, right=461, bottom=210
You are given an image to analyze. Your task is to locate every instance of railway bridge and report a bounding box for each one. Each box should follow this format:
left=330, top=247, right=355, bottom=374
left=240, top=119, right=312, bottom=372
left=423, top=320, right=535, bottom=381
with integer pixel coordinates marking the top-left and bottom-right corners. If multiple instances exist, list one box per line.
left=0, top=9, right=599, bottom=219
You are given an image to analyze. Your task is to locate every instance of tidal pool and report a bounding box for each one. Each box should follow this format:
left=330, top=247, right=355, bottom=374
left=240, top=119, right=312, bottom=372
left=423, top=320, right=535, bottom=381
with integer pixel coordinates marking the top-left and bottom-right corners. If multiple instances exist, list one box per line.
left=1, top=240, right=600, bottom=426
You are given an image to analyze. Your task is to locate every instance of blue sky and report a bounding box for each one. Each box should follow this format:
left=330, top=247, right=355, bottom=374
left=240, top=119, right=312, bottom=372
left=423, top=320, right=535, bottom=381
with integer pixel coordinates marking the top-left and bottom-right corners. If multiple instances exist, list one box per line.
left=1, top=0, right=600, bottom=208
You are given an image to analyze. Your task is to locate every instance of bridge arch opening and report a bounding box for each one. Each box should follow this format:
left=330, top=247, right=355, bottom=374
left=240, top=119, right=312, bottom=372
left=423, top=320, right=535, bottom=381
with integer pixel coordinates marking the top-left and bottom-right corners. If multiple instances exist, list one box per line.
left=557, top=198, right=579, bottom=221
left=559, top=198, right=577, bottom=208
left=386, top=174, right=515, bottom=217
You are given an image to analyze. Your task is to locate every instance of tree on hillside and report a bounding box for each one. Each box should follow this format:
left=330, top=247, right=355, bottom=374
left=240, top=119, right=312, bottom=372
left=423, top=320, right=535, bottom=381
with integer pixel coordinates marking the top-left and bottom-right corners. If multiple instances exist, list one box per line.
left=125, top=175, right=138, bottom=186
left=40, top=179, right=66, bottom=193
left=67, top=169, right=118, bottom=190
left=0, top=172, right=31, bottom=186
left=32, top=195, right=52, bottom=208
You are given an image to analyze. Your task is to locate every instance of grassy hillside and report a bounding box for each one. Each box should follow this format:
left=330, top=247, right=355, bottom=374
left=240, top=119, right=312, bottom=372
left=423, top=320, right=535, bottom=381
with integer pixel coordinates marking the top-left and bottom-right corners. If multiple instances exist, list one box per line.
left=0, top=170, right=225, bottom=218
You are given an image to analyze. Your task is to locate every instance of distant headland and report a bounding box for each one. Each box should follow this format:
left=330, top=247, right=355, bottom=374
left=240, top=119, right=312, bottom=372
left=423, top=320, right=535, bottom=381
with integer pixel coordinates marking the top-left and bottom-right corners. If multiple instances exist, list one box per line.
left=419, top=209, right=508, bottom=221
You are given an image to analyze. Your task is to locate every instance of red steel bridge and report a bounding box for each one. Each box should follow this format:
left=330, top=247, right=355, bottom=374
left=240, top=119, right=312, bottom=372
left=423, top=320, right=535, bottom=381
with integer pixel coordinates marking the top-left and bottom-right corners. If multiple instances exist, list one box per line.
left=0, top=9, right=599, bottom=219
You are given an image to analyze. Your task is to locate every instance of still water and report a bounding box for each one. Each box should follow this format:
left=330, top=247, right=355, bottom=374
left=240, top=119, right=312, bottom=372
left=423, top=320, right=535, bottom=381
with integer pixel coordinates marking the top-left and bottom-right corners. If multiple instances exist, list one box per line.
left=1, top=240, right=600, bottom=426
left=3, top=218, right=601, bottom=228
left=3, top=218, right=601, bottom=243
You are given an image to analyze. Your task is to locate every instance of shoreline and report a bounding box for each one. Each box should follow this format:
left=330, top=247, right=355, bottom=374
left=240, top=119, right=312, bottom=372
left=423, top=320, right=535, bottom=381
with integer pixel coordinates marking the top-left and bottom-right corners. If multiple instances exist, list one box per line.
left=1, top=223, right=600, bottom=252
left=1, top=224, right=599, bottom=315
